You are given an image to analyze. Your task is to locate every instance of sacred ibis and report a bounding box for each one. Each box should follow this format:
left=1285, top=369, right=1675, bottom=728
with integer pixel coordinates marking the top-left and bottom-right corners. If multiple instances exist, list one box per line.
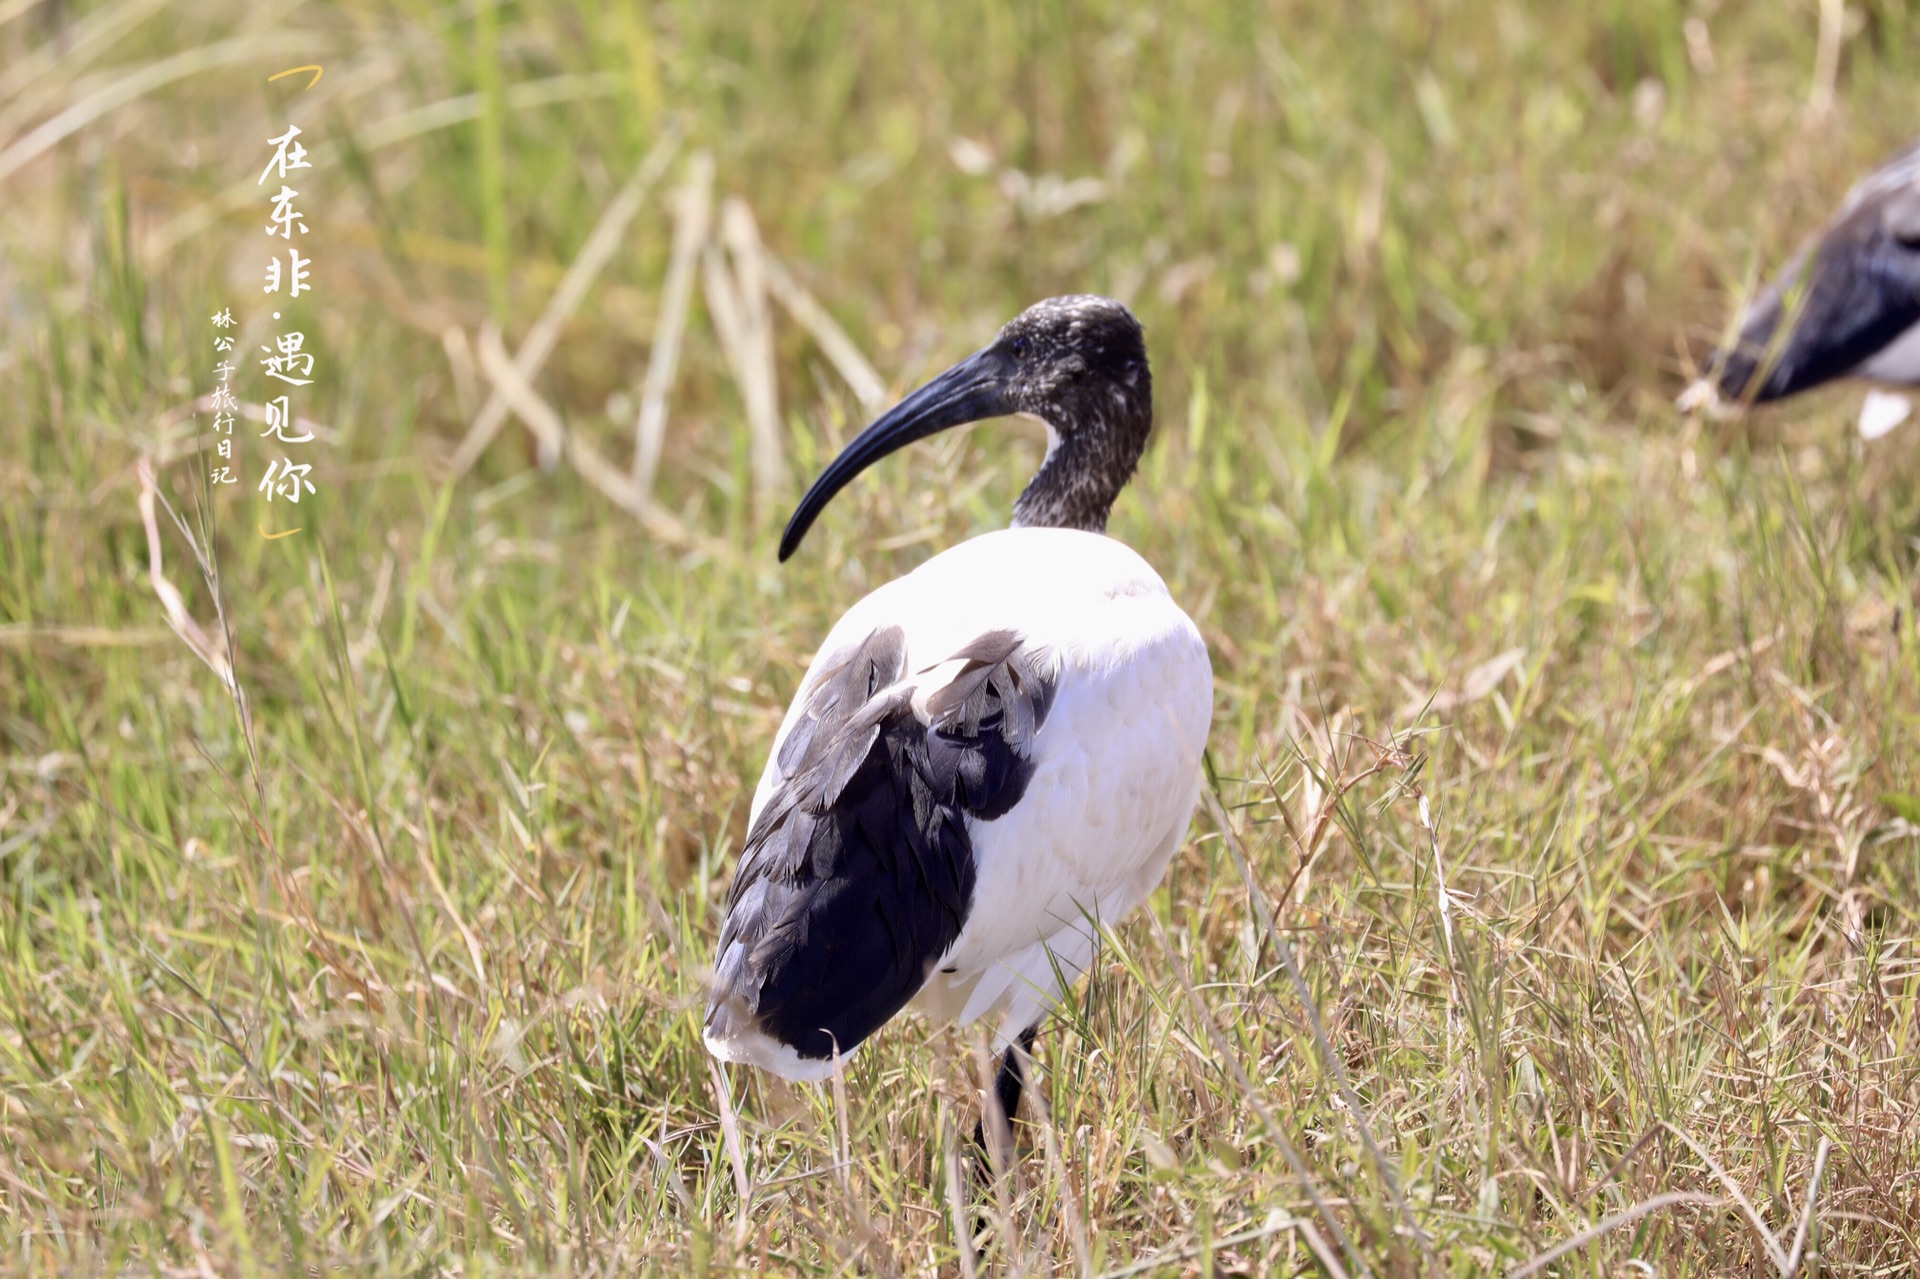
left=1683, top=136, right=1920, bottom=439
left=704, top=295, right=1213, bottom=1144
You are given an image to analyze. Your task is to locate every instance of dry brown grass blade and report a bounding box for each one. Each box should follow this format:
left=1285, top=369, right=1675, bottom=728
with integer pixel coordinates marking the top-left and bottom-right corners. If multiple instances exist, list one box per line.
left=356, top=71, right=625, bottom=152
left=762, top=253, right=887, bottom=412
left=968, top=1031, right=1026, bottom=1277
left=941, top=1107, right=981, bottom=1279
left=440, top=325, right=479, bottom=422
left=136, top=457, right=234, bottom=692
left=1418, top=790, right=1459, bottom=972
left=1094, top=1215, right=1350, bottom=1279
left=475, top=321, right=568, bottom=460
left=640, top=1114, right=699, bottom=1221
left=0, top=33, right=311, bottom=186
left=1292, top=1221, right=1354, bottom=1279
left=1677, top=626, right=1782, bottom=698
left=1035, top=1090, right=1092, bottom=1279
left=1807, top=0, right=1843, bottom=119
left=1661, top=1121, right=1791, bottom=1271
left=0, top=0, right=52, bottom=30
left=706, top=1058, right=754, bottom=1251
left=1143, top=908, right=1370, bottom=1278
left=414, top=836, right=490, bottom=999
left=632, top=149, right=713, bottom=494
left=448, top=129, right=681, bottom=476
left=0, top=623, right=168, bottom=647
left=0, top=0, right=169, bottom=136
left=703, top=196, right=784, bottom=510
left=1785, top=1136, right=1834, bottom=1276
left=473, top=322, right=728, bottom=559
left=1269, top=720, right=1404, bottom=904
left=1505, top=1192, right=1724, bottom=1278
left=1201, top=781, right=1433, bottom=1264
left=1396, top=646, right=1525, bottom=720
left=796, top=1046, right=896, bottom=1276
left=135, top=455, right=269, bottom=811
left=829, top=1043, right=852, bottom=1185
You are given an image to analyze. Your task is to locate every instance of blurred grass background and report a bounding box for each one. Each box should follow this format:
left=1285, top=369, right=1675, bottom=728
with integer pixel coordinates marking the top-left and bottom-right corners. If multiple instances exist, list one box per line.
left=4, top=0, right=1920, bottom=1273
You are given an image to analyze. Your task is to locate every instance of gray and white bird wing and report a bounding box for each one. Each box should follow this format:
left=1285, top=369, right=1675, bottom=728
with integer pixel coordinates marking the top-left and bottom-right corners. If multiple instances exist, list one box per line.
left=707, top=527, right=1213, bottom=1079
left=705, top=618, right=1062, bottom=1080
left=1707, top=139, right=1920, bottom=404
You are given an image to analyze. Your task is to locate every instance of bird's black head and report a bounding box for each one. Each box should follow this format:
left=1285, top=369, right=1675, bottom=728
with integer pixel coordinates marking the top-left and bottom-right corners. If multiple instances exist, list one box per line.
left=779, top=295, right=1153, bottom=560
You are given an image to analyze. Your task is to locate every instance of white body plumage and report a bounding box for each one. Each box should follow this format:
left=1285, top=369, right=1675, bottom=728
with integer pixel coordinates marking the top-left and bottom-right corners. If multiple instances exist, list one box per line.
left=708, top=526, right=1213, bottom=1080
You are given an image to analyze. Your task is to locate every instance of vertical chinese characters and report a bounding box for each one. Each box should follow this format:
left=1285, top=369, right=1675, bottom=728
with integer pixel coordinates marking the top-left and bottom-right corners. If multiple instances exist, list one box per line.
left=208, top=309, right=239, bottom=485
left=257, top=125, right=318, bottom=507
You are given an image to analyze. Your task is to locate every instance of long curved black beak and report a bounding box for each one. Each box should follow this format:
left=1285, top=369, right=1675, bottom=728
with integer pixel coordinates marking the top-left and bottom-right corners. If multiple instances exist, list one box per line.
left=779, top=347, right=1012, bottom=561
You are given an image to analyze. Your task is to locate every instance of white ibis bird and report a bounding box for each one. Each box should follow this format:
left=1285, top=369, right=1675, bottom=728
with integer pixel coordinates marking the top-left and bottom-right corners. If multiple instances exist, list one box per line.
left=703, top=295, right=1213, bottom=1140
left=1684, top=137, right=1920, bottom=438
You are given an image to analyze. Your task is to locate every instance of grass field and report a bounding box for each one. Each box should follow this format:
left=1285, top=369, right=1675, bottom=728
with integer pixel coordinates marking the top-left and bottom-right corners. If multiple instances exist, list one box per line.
left=4, top=0, right=1920, bottom=1273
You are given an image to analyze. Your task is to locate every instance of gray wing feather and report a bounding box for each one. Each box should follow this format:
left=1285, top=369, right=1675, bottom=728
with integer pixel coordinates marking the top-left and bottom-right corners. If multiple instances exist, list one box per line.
left=707, top=625, right=1057, bottom=1066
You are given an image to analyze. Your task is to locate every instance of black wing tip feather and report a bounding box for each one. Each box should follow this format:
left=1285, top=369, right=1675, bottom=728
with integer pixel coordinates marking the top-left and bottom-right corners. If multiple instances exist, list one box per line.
left=706, top=628, right=1058, bottom=1066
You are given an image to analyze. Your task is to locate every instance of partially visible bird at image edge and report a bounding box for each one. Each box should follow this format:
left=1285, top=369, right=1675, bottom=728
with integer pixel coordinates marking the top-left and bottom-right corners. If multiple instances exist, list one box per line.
left=1684, top=135, right=1920, bottom=439
left=702, top=295, right=1214, bottom=1135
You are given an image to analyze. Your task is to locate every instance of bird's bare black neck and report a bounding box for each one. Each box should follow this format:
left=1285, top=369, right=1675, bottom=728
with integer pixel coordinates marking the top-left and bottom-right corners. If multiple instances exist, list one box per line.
left=1009, top=395, right=1153, bottom=533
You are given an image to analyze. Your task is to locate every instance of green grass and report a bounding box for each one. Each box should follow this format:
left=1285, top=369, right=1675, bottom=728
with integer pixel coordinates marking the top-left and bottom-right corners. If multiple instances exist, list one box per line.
left=4, top=0, right=1920, bottom=1272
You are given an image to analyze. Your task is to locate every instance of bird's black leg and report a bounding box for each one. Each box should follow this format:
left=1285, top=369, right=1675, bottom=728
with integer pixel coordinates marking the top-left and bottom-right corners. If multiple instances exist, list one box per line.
left=971, top=1024, right=1038, bottom=1172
